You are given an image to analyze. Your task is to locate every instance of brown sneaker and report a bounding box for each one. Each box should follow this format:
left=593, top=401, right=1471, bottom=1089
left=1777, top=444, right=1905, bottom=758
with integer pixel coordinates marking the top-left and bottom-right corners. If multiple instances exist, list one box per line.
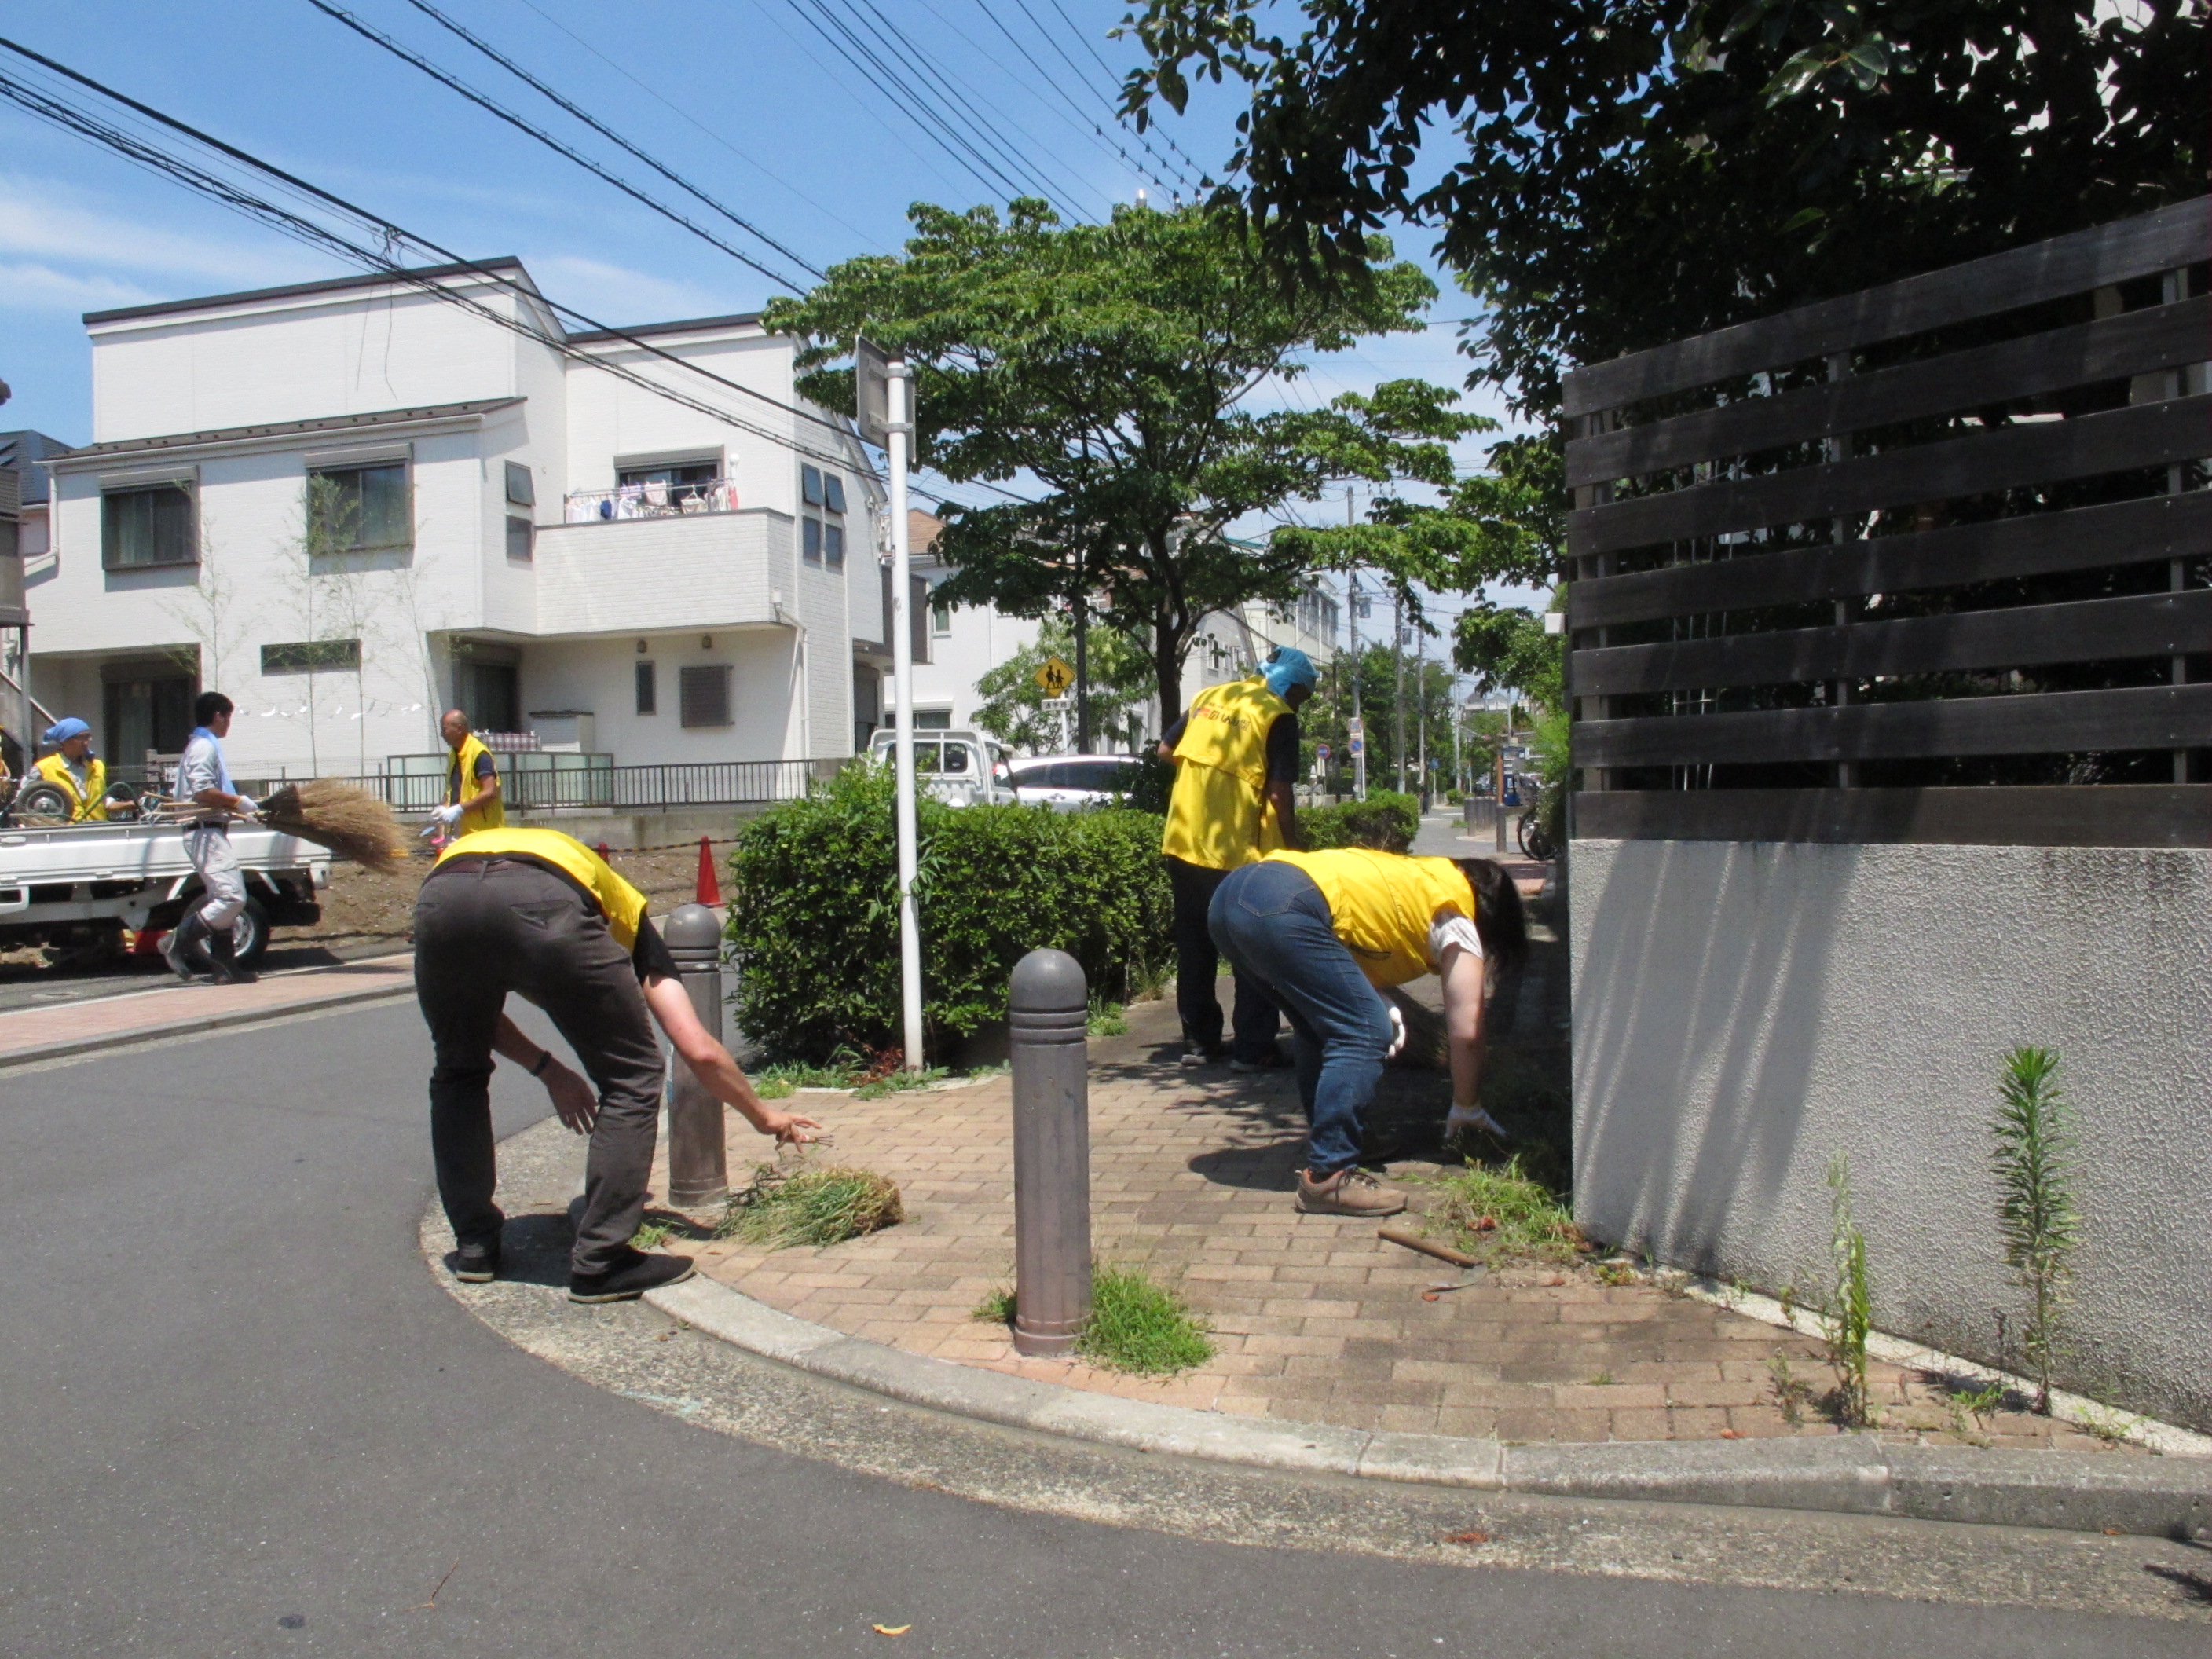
left=1295, top=1166, right=1408, bottom=1217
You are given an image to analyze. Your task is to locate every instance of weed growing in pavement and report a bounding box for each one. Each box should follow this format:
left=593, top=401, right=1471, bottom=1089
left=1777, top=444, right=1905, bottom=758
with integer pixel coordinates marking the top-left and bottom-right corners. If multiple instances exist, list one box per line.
left=1992, top=1046, right=2078, bottom=1415
left=2075, top=1404, right=2140, bottom=1447
left=630, top=1214, right=684, bottom=1250
left=1410, top=1155, right=1582, bottom=1267
left=1768, top=1354, right=1812, bottom=1427
left=972, top=1285, right=1016, bottom=1325
left=1592, top=1260, right=1639, bottom=1287
left=1943, top=1379, right=2009, bottom=1442
left=1086, top=996, right=1129, bottom=1038
left=1822, top=1153, right=1875, bottom=1428
left=853, top=1065, right=950, bottom=1100
left=752, top=1075, right=797, bottom=1101
left=1589, top=1368, right=1617, bottom=1386
left=716, top=1161, right=903, bottom=1250
left=1076, top=1265, right=1214, bottom=1375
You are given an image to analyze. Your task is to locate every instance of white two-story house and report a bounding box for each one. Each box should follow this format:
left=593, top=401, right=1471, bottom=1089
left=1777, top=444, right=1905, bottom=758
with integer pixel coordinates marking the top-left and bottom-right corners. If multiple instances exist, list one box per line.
left=29, top=258, right=892, bottom=785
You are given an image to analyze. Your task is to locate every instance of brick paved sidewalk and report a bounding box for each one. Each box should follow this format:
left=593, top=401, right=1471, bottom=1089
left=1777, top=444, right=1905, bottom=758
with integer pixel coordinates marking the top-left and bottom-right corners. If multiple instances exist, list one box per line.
left=666, top=938, right=2118, bottom=1453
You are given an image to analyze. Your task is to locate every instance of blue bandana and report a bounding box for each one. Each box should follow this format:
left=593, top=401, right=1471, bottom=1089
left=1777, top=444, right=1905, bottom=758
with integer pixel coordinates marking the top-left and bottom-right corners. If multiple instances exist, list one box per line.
left=1260, top=647, right=1318, bottom=699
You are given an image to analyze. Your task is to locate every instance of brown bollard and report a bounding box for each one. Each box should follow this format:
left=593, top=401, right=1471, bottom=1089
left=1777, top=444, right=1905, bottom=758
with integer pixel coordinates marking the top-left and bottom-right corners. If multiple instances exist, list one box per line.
left=662, top=902, right=729, bottom=1207
left=1009, top=948, right=1092, bottom=1355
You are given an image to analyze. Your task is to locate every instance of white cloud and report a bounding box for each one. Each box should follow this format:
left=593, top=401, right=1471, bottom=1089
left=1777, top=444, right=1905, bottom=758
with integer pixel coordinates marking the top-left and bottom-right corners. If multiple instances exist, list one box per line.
left=0, top=260, right=162, bottom=313
left=0, top=174, right=324, bottom=290
left=526, top=252, right=747, bottom=327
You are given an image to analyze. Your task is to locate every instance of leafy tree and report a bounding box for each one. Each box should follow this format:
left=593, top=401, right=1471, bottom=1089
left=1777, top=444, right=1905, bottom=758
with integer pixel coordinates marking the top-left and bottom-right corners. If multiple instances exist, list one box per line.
left=972, top=619, right=1155, bottom=755
left=1454, top=599, right=1564, bottom=716
left=1122, top=0, right=2203, bottom=416
left=764, top=200, right=1478, bottom=716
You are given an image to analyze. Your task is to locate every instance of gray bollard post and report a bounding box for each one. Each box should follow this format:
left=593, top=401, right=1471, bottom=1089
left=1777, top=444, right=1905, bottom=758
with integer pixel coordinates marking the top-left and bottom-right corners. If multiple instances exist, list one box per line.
left=1009, top=947, right=1091, bottom=1356
left=662, top=903, right=729, bottom=1207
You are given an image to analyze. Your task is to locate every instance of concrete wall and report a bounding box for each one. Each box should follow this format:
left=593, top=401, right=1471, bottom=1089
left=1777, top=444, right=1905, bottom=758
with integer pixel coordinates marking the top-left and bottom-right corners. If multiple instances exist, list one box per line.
left=1569, top=837, right=2212, bottom=1433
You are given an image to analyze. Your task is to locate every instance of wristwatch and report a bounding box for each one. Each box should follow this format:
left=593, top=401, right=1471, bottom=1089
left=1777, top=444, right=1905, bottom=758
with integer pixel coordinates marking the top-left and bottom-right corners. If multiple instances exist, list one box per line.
left=529, top=1049, right=554, bottom=1079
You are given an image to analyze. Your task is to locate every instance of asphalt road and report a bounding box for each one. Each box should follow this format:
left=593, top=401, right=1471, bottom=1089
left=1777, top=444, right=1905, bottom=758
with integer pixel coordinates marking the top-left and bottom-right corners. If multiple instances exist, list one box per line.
left=0, top=999, right=2203, bottom=1657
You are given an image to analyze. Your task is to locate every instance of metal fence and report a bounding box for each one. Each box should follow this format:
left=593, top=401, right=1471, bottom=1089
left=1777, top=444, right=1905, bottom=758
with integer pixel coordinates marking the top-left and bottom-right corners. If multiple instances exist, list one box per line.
left=1565, top=196, right=2210, bottom=848
left=134, top=756, right=842, bottom=815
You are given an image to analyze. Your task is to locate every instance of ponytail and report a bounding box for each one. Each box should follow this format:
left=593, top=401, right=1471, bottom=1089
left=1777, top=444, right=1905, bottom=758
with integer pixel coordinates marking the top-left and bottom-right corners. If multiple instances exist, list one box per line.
left=1455, top=858, right=1528, bottom=968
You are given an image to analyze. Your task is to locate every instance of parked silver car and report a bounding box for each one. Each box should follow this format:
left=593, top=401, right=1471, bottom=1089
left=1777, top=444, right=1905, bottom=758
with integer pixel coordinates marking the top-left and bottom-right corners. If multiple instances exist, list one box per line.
left=865, top=727, right=1014, bottom=806
left=1006, top=753, right=1147, bottom=811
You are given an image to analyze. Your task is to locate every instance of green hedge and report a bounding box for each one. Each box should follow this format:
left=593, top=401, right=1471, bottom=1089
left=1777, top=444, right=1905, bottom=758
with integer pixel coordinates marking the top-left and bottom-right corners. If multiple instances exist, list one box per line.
left=1299, top=789, right=1420, bottom=854
left=728, top=764, right=1173, bottom=1063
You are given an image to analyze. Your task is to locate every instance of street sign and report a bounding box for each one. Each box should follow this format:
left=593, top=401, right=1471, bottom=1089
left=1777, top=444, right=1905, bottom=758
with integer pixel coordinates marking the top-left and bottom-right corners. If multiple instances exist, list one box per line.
left=1346, top=716, right=1364, bottom=758
left=1034, top=655, right=1075, bottom=696
left=855, top=335, right=892, bottom=447
left=1316, top=742, right=1332, bottom=764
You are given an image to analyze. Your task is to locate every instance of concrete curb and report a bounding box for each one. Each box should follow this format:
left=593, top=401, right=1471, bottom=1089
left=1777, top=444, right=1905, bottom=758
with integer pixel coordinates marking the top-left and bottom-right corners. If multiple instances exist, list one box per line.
left=649, top=1272, right=2211, bottom=1540
left=0, top=974, right=416, bottom=1070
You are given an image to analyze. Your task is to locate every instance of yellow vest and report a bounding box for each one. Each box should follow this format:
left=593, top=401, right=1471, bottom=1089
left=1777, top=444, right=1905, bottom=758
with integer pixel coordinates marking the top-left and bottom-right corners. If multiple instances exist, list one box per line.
left=445, top=733, right=506, bottom=834
left=34, top=752, right=108, bottom=821
left=1160, top=676, right=1291, bottom=870
left=1264, top=848, right=1475, bottom=989
left=435, top=826, right=647, bottom=949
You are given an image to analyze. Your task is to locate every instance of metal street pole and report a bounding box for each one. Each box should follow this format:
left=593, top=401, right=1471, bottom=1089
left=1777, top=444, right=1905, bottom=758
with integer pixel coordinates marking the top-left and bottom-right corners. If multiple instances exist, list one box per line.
left=1415, top=622, right=1427, bottom=808
left=886, top=357, right=925, bottom=1071
left=1345, top=489, right=1365, bottom=803
left=1392, top=594, right=1407, bottom=795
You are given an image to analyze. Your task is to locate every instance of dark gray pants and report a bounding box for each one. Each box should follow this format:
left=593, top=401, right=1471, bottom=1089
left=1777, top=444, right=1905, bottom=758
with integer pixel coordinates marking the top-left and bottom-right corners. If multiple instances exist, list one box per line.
left=1166, top=855, right=1280, bottom=1061
left=412, top=859, right=665, bottom=1276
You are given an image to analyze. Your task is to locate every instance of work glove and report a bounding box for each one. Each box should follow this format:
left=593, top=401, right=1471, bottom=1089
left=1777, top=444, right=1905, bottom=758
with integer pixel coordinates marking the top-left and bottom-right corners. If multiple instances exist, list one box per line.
left=432, top=803, right=464, bottom=826
left=235, top=797, right=261, bottom=817
left=1385, top=1002, right=1407, bottom=1061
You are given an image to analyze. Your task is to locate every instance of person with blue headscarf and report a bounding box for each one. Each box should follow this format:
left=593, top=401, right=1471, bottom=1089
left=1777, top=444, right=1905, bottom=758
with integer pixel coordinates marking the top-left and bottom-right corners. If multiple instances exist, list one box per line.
left=1155, top=644, right=1319, bottom=1070
left=33, top=717, right=110, bottom=822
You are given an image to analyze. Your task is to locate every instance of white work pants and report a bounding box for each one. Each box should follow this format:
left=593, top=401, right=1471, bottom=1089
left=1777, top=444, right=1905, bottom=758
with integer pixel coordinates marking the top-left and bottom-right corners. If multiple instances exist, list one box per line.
left=185, top=824, right=247, bottom=931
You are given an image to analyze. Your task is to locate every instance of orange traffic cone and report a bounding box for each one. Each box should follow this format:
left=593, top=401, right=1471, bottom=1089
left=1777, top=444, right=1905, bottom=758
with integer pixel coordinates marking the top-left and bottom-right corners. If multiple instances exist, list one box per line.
left=595, top=840, right=612, bottom=862
left=695, top=836, right=722, bottom=906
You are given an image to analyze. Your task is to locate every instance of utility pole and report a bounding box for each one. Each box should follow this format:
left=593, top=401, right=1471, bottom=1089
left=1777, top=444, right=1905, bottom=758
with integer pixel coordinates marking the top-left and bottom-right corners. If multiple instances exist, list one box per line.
left=1392, top=593, right=1407, bottom=796
left=1071, top=543, right=1090, bottom=753
left=861, top=340, right=925, bottom=1072
left=1415, top=622, right=1426, bottom=808
left=1345, top=487, right=1366, bottom=802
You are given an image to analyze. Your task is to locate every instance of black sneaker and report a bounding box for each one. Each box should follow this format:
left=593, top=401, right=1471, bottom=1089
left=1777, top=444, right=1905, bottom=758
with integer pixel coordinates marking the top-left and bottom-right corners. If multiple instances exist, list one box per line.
left=569, top=1248, right=696, bottom=1304
left=452, top=1241, right=500, bottom=1284
left=1229, top=1048, right=1294, bottom=1073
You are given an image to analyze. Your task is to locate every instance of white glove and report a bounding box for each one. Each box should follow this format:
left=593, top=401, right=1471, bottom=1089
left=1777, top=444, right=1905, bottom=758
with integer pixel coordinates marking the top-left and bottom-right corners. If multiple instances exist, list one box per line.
left=433, top=803, right=464, bottom=826
left=1385, top=1002, right=1407, bottom=1061
left=235, top=796, right=260, bottom=816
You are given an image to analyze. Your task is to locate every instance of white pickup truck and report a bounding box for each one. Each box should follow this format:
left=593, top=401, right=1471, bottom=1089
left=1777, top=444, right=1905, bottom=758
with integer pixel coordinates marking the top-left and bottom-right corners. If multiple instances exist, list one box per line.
left=0, top=818, right=331, bottom=969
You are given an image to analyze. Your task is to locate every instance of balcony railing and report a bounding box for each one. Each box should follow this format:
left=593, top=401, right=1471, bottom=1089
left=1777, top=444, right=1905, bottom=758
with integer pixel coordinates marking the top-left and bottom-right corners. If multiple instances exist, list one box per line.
left=127, top=756, right=841, bottom=814
left=563, top=478, right=739, bottom=522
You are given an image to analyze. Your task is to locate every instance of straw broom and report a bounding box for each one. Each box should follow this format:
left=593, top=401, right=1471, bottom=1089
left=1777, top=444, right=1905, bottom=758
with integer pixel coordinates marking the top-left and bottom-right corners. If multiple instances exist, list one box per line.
left=255, top=780, right=410, bottom=873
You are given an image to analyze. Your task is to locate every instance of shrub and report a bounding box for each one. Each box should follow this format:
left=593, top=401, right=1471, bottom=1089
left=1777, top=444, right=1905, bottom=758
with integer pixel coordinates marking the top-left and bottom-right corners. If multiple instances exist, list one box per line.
left=728, top=763, right=1174, bottom=1061
left=1300, top=789, right=1420, bottom=854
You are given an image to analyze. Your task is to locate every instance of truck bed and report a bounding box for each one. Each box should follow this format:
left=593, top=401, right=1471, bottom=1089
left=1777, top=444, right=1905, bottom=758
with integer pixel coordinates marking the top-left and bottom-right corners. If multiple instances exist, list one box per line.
left=0, top=819, right=332, bottom=886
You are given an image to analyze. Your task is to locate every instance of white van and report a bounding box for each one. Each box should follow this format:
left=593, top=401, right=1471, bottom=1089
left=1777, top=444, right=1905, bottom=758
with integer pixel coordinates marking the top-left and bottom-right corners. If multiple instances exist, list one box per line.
left=865, top=727, right=1014, bottom=807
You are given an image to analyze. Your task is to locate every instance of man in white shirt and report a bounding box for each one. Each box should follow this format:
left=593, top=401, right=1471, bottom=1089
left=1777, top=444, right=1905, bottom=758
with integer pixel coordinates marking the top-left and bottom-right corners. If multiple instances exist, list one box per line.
left=162, top=691, right=260, bottom=986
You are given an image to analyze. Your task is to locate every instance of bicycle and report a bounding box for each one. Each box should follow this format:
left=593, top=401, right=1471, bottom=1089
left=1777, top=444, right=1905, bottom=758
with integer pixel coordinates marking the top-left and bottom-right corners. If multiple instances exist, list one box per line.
left=1516, top=788, right=1558, bottom=862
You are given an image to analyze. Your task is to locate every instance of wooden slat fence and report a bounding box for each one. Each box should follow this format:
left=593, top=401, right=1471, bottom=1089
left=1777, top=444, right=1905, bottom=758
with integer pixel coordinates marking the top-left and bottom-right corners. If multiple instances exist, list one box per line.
left=1564, top=196, right=2212, bottom=846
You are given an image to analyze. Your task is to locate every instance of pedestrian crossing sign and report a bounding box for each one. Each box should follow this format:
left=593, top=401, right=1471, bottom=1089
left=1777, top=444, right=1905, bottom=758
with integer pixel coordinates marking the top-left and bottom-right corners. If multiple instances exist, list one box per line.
left=1035, top=656, right=1075, bottom=695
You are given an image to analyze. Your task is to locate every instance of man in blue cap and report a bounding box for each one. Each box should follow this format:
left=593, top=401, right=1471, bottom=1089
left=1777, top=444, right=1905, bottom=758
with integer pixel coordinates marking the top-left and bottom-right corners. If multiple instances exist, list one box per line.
left=33, top=718, right=110, bottom=821
left=1155, top=645, right=1317, bottom=1070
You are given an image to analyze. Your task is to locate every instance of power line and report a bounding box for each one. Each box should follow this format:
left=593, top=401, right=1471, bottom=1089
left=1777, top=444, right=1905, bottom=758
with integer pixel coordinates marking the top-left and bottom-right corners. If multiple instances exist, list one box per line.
left=394, top=0, right=826, bottom=279
left=302, top=0, right=811, bottom=292
left=1037, top=0, right=1206, bottom=185
left=825, top=0, right=1110, bottom=216
left=1005, top=0, right=1196, bottom=193
left=508, top=0, right=886, bottom=252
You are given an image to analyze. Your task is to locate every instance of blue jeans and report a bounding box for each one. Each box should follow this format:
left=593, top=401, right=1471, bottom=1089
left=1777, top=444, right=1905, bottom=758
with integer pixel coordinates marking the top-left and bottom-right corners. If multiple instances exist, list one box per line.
left=1209, top=860, right=1391, bottom=1176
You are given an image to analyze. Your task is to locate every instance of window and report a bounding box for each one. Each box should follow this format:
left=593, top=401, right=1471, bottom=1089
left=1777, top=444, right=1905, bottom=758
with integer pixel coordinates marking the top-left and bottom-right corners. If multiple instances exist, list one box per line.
left=635, top=661, right=657, bottom=716
left=309, top=462, right=410, bottom=552
left=802, top=518, right=822, bottom=562
left=103, top=673, right=194, bottom=763
left=679, top=663, right=731, bottom=727
left=101, top=482, right=195, bottom=569
left=504, top=460, right=535, bottom=507
left=505, top=515, right=534, bottom=560
left=456, top=660, right=518, bottom=734
left=931, top=588, right=952, bottom=635
left=262, top=639, right=362, bottom=673
left=800, top=463, right=824, bottom=507
left=825, top=523, right=845, bottom=568
left=823, top=474, right=847, bottom=515
left=914, top=708, right=953, bottom=731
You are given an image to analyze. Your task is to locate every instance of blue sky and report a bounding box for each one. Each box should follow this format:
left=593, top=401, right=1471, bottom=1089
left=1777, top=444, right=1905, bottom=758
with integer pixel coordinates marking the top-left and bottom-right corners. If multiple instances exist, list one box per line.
left=0, top=0, right=1524, bottom=623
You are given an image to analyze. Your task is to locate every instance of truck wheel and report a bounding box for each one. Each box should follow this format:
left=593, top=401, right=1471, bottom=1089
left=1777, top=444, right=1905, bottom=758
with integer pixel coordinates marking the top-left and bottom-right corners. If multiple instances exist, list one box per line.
left=231, top=897, right=272, bottom=969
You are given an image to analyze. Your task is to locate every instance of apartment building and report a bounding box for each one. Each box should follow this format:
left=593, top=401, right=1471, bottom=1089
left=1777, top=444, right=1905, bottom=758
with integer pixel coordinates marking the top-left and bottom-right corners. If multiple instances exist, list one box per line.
left=29, top=258, right=888, bottom=778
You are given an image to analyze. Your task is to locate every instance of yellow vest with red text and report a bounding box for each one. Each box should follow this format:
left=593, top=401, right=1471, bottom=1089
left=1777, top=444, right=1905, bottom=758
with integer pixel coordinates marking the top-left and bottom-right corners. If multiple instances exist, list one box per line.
left=445, top=732, right=506, bottom=834
left=34, top=752, right=108, bottom=821
left=434, top=827, right=646, bottom=948
left=1263, top=848, right=1474, bottom=989
left=1160, top=676, right=1291, bottom=870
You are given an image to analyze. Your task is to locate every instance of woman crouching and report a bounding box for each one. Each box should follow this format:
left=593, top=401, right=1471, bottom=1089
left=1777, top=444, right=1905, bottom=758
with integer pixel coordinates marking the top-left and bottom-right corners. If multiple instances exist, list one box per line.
left=1208, top=848, right=1528, bottom=1217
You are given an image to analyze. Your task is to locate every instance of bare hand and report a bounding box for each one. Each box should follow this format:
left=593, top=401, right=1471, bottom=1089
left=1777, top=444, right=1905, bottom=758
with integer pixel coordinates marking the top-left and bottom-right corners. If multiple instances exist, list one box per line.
left=759, top=1110, right=822, bottom=1146
left=545, top=1064, right=598, bottom=1136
